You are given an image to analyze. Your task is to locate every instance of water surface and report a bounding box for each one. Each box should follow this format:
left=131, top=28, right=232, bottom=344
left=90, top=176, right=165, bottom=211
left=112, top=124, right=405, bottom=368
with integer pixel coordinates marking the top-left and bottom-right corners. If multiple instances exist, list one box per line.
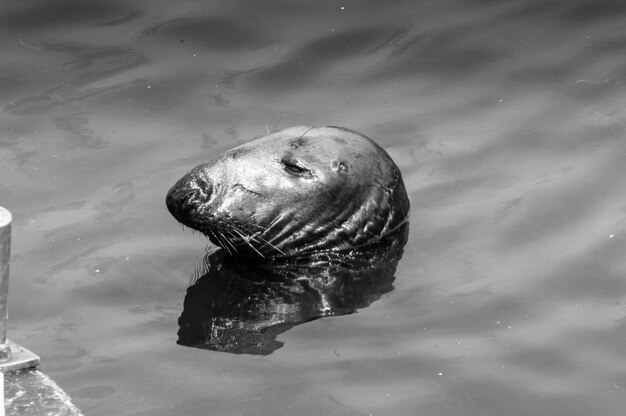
left=2, top=1, right=626, bottom=415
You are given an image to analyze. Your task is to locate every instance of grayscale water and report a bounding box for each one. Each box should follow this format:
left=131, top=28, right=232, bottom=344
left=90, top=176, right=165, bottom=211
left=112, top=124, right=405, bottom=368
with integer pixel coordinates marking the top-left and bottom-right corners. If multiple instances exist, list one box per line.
left=2, top=1, right=626, bottom=415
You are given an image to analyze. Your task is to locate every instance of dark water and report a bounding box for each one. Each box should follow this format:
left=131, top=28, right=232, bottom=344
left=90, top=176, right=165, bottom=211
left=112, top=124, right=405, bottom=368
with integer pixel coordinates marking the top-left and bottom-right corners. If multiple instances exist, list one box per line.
left=2, top=0, right=626, bottom=415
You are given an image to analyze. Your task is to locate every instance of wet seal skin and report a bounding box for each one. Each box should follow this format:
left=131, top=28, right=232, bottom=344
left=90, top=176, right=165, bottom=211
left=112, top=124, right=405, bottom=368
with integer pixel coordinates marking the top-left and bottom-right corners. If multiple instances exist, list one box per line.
left=166, top=125, right=410, bottom=262
left=167, top=125, right=410, bottom=354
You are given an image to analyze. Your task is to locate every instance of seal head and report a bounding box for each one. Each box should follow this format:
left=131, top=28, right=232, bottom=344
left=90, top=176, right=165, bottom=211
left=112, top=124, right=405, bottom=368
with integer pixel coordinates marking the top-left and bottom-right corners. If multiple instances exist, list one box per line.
left=166, top=126, right=409, bottom=261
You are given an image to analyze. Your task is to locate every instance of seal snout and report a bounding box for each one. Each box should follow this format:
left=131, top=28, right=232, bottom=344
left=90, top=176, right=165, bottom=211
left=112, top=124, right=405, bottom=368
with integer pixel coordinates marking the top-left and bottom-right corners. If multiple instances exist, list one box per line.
left=166, top=174, right=214, bottom=224
left=166, top=188, right=193, bottom=221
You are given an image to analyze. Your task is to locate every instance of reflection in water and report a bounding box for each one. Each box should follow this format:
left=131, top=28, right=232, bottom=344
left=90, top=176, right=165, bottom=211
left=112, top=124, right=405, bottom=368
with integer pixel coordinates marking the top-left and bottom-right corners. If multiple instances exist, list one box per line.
left=178, top=224, right=408, bottom=355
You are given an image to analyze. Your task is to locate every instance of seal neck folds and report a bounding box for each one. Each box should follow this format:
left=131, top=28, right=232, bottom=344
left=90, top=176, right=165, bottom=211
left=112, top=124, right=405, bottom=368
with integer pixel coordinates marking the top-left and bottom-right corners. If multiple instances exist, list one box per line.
left=166, top=126, right=410, bottom=264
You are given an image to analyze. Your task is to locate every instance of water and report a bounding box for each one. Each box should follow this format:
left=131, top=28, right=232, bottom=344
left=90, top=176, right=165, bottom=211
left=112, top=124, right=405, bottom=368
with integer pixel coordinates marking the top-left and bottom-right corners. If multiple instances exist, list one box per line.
left=2, top=0, right=626, bottom=415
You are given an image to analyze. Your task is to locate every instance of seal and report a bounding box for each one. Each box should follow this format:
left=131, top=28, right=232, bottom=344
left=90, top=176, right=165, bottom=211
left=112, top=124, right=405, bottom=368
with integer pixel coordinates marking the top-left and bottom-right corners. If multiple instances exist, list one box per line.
left=166, top=126, right=410, bottom=262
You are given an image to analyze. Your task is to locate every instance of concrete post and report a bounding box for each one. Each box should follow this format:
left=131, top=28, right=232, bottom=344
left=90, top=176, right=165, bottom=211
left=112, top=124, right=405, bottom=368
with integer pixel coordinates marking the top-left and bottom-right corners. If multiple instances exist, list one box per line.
left=0, top=207, right=12, bottom=362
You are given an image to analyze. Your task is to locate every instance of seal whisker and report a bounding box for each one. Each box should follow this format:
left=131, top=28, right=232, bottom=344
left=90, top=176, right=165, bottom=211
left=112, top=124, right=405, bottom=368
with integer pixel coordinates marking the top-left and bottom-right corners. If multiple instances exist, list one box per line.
left=299, top=126, right=315, bottom=140
left=251, top=233, right=286, bottom=256
left=217, top=231, right=239, bottom=254
left=230, top=228, right=266, bottom=259
left=232, top=227, right=284, bottom=255
left=207, top=228, right=235, bottom=255
left=211, top=232, right=232, bottom=255
left=223, top=227, right=259, bottom=257
left=221, top=228, right=242, bottom=244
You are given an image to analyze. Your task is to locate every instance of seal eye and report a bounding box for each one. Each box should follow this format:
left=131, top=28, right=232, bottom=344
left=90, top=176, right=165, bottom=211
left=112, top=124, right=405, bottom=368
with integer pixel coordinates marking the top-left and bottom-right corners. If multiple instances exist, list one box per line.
left=281, top=160, right=309, bottom=176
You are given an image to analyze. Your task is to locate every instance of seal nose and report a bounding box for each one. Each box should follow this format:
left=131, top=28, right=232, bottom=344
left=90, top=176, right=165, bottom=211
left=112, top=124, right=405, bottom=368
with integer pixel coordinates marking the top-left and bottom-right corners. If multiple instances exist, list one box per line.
left=166, top=187, right=194, bottom=222
left=166, top=173, right=214, bottom=224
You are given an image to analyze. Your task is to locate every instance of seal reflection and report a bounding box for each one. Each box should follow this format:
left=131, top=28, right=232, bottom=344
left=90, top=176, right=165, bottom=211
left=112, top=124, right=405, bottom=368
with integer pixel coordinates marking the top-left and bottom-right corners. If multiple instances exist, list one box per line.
left=177, top=223, right=408, bottom=355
